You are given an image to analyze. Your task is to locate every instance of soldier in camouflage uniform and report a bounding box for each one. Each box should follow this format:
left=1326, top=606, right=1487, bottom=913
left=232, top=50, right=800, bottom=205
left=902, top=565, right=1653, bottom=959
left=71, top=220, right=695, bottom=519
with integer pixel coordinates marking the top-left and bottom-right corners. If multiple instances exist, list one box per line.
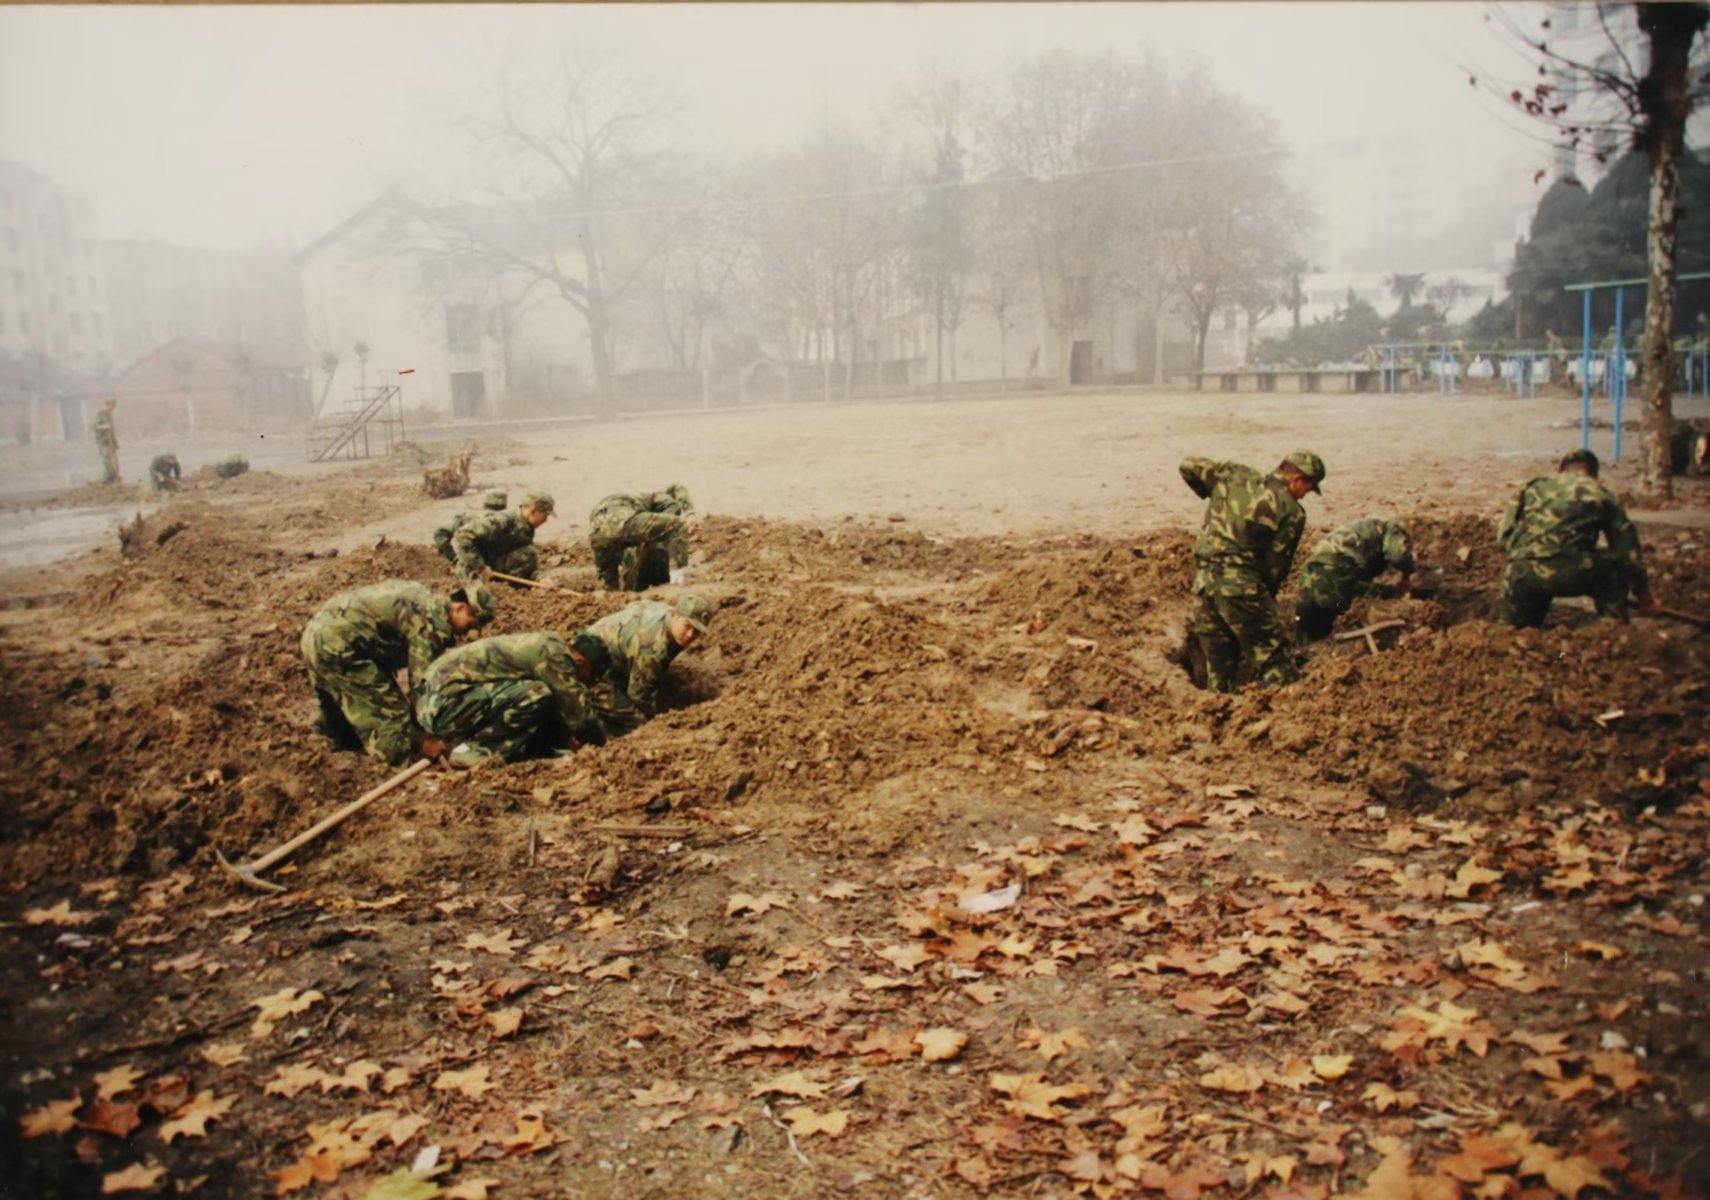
left=1181, top=451, right=1325, bottom=691
left=451, top=490, right=557, bottom=587
left=92, top=399, right=120, bottom=484
left=432, top=490, right=508, bottom=561
left=1294, top=517, right=1415, bottom=641
left=588, top=485, right=700, bottom=592
left=302, top=579, right=495, bottom=765
left=586, top=593, right=713, bottom=720
left=149, top=453, right=183, bottom=492
left=1498, top=449, right=1660, bottom=628
left=415, top=630, right=619, bottom=765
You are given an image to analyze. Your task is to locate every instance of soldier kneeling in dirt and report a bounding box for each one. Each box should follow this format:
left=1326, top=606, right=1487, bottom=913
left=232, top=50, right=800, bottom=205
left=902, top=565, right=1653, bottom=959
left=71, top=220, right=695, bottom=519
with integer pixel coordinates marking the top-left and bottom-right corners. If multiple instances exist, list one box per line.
left=1294, top=517, right=1414, bottom=641
left=587, top=484, right=700, bottom=592
left=415, top=630, right=623, bottom=766
left=432, top=491, right=507, bottom=561
left=303, top=579, right=495, bottom=765
left=149, top=454, right=182, bottom=492
left=450, top=490, right=557, bottom=588
left=584, top=593, right=713, bottom=724
left=1497, top=449, right=1660, bottom=628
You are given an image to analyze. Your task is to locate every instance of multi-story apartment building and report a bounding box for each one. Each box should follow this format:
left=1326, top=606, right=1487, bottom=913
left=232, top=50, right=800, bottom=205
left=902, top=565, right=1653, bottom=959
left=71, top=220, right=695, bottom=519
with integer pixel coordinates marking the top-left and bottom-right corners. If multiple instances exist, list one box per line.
left=0, top=158, right=114, bottom=377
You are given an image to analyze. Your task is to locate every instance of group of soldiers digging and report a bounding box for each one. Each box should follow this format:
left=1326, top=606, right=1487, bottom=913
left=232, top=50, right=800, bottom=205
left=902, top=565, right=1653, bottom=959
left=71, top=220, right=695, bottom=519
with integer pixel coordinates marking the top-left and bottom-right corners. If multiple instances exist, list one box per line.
left=88, top=398, right=246, bottom=490
left=303, top=482, right=710, bottom=769
left=1183, top=447, right=1662, bottom=692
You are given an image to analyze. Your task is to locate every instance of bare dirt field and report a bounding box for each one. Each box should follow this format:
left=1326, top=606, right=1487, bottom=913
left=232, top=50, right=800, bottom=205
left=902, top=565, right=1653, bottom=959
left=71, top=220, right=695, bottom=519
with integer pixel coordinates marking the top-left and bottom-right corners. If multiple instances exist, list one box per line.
left=2, top=387, right=1708, bottom=1200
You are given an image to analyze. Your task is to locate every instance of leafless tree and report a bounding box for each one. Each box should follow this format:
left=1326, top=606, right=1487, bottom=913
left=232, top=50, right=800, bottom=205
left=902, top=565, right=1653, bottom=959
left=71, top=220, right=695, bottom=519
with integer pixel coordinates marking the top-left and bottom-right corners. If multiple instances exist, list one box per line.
left=1482, top=2, right=1710, bottom=496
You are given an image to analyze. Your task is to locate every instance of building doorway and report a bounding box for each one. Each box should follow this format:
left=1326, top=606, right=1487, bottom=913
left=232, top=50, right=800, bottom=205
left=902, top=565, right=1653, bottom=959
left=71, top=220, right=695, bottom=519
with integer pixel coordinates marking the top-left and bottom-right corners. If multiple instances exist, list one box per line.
left=450, top=371, right=486, bottom=419
left=1069, top=340, right=1094, bottom=385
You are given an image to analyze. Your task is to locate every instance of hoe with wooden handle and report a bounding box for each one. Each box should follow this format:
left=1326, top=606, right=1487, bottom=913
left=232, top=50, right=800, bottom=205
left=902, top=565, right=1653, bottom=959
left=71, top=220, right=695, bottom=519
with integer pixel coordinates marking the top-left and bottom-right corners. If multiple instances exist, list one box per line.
left=488, top=571, right=552, bottom=590
left=215, top=758, right=433, bottom=892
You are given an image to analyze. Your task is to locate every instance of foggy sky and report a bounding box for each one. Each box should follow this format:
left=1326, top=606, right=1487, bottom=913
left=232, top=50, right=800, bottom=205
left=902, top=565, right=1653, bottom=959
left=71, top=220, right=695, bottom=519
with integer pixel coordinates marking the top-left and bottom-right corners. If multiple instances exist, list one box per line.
left=0, top=3, right=1550, bottom=253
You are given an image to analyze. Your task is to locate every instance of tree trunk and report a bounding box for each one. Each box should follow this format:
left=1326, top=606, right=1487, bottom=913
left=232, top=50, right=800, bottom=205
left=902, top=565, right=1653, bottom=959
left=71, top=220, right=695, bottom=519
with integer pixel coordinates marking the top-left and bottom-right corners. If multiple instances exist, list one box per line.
left=579, top=216, right=617, bottom=419
left=1637, top=2, right=1707, bottom=497
left=935, top=292, right=945, bottom=402
left=1056, top=326, right=1073, bottom=390
left=997, top=313, right=1009, bottom=394
left=1193, top=308, right=1213, bottom=373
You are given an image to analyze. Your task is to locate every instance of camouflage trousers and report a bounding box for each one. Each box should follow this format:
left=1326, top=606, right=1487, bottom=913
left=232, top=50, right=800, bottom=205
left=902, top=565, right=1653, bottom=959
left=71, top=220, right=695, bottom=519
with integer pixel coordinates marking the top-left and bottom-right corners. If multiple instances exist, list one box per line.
left=589, top=510, right=687, bottom=591
left=433, top=537, right=541, bottom=582
left=1190, top=588, right=1298, bottom=692
left=300, top=621, right=418, bottom=766
left=417, top=678, right=567, bottom=761
left=1294, top=562, right=1368, bottom=642
left=99, top=444, right=120, bottom=485
left=1499, top=553, right=1636, bottom=629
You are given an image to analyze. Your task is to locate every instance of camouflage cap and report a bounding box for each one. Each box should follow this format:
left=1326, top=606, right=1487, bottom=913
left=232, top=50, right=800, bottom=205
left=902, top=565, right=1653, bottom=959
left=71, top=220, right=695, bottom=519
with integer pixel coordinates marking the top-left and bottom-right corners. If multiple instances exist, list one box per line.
left=1559, top=448, right=1601, bottom=476
left=570, top=631, right=612, bottom=677
left=665, top=483, right=694, bottom=512
left=454, top=582, right=497, bottom=625
left=521, top=490, right=555, bottom=515
left=482, top=490, right=507, bottom=511
left=674, top=593, right=714, bottom=634
left=1282, top=450, right=1326, bottom=494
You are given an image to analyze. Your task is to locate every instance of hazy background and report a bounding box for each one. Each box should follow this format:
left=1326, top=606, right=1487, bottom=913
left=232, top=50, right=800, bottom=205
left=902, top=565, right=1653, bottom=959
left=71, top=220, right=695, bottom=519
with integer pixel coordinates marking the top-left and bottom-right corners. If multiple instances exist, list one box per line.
left=0, top=3, right=1544, bottom=252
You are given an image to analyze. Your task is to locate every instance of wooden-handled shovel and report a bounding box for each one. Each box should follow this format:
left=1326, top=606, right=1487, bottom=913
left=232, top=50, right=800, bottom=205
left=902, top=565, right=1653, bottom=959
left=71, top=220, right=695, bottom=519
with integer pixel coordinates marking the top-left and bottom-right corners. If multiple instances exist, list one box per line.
left=215, top=758, right=433, bottom=892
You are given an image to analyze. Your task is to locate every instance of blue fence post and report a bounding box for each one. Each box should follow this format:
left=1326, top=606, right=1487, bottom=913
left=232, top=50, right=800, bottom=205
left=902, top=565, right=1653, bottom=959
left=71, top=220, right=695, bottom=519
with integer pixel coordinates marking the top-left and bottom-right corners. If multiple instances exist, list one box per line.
left=1613, top=287, right=1625, bottom=463
left=1580, top=291, right=1593, bottom=451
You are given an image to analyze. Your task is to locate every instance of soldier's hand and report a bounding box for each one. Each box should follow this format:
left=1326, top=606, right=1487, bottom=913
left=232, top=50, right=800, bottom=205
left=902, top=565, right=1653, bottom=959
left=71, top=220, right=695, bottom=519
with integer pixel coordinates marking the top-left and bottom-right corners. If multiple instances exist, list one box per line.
left=478, top=567, right=494, bottom=582
left=420, top=736, right=448, bottom=760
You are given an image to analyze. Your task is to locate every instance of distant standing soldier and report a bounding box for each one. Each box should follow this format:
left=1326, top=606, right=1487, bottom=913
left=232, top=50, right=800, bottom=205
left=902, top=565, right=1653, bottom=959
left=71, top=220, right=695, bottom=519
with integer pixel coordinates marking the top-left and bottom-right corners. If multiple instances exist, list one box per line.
left=451, top=490, right=558, bottom=587
left=1294, top=517, right=1415, bottom=641
left=92, top=398, right=120, bottom=484
left=149, top=453, right=183, bottom=492
left=1497, top=448, right=1660, bottom=628
left=588, top=485, right=700, bottom=592
left=302, top=579, right=495, bottom=765
left=416, top=630, right=615, bottom=766
left=586, top=593, right=713, bottom=719
left=1180, top=451, right=1326, bottom=691
left=432, top=490, right=507, bottom=562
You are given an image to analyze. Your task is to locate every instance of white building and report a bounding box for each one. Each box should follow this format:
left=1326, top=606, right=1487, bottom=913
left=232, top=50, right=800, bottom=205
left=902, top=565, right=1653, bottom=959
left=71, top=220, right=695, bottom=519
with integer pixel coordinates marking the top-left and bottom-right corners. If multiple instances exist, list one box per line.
left=0, top=158, right=114, bottom=376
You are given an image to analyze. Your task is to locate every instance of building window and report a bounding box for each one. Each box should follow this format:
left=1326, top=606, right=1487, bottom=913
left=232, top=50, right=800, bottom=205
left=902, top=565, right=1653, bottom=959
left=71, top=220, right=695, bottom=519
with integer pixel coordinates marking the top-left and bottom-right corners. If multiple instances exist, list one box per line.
left=445, top=303, right=480, bottom=352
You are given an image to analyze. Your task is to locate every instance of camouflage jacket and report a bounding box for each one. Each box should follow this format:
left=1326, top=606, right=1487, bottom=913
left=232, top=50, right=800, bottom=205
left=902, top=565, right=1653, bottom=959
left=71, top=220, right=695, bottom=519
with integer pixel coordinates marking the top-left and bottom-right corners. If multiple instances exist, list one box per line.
left=1180, top=457, right=1305, bottom=596
left=1302, top=518, right=1414, bottom=581
left=305, top=581, right=458, bottom=686
left=1498, top=473, right=1648, bottom=588
left=417, top=632, right=604, bottom=742
left=92, top=408, right=117, bottom=449
left=451, top=510, right=536, bottom=580
left=589, top=489, right=690, bottom=526
left=585, top=599, right=682, bottom=716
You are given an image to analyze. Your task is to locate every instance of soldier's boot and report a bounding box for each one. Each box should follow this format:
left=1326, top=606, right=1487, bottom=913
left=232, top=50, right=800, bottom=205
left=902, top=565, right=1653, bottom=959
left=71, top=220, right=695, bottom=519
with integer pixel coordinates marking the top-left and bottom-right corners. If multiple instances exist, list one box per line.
left=1294, top=602, right=1336, bottom=643
left=1588, top=552, right=1634, bottom=621
left=591, top=540, right=623, bottom=590
left=636, top=544, right=672, bottom=590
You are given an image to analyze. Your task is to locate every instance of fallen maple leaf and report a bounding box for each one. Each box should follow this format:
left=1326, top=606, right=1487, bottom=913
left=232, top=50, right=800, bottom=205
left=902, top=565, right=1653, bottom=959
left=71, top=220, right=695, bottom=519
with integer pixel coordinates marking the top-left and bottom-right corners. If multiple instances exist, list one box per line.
left=988, top=1072, right=1093, bottom=1121
left=100, top=1162, right=166, bottom=1194
left=632, top=1081, right=698, bottom=1108
left=20, top=1096, right=81, bottom=1137
left=1348, top=1136, right=1458, bottom=1199
left=250, top=987, right=325, bottom=1039
left=318, top=1061, right=381, bottom=1094
left=586, top=957, right=635, bottom=981
left=462, top=929, right=526, bottom=956
left=1020, top=1024, right=1090, bottom=1063
left=24, top=899, right=97, bottom=927
left=199, top=1043, right=249, bottom=1069
left=820, top=881, right=865, bottom=901
left=1437, top=1131, right=1522, bottom=1184
left=1361, top=1082, right=1420, bottom=1113
left=443, top=1178, right=500, bottom=1200
left=94, top=1065, right=146, bottom=1102
left=874, top=942, right=933, bottom=973
left=914, top=1027, right=968, bottom=1062
left=484, top=1007, right=523, bottom=1039
left=1172, top=987, right=1247, bottom=1018
left=432, top=1066, right=496, bottom=1099
left=500, top=1107, right=559, bottom=1154
left=726, top=891, right=789, bottom=918
left=270, top=1152, right=342, bottom=1195
left=80, top=1099, right=143, bottom=1139
left=360, top=1167, right=444, bottom=1200
left=783, top=1105, right=849, bottom=1138
left=750, top=1070, right=827, bottom=1100
left=1199, top=1064, right=1266, bottom=1094
left=1576, top=940, right=1624, bottom=960
left=158, top=1090, right=233, bottom=1143
left=265, top=1064, right=331, bottom=1099
left=1311, top=1054, right=1353, bottom=1080
left=1446, top=859, right=1503, bottom=898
